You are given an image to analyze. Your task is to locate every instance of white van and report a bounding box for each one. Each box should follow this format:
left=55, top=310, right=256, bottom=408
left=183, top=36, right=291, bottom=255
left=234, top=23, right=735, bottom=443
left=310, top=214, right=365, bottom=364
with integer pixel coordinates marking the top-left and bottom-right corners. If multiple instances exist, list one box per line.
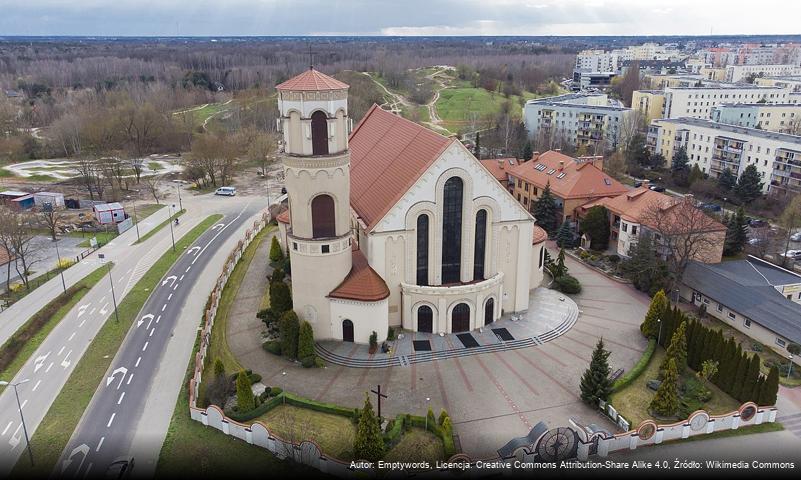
left=215, top=186, right=236, bottom=196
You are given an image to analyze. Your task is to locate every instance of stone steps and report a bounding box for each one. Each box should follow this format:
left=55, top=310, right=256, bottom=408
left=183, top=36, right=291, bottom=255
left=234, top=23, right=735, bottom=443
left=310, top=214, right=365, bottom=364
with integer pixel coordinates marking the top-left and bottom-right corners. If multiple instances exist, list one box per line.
left=314, top=306, right=579, bottom=369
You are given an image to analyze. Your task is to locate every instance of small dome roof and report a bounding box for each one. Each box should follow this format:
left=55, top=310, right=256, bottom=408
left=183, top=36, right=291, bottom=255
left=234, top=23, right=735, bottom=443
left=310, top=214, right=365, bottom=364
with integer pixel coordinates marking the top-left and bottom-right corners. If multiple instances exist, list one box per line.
left=276, top=68, right=349, bottom=91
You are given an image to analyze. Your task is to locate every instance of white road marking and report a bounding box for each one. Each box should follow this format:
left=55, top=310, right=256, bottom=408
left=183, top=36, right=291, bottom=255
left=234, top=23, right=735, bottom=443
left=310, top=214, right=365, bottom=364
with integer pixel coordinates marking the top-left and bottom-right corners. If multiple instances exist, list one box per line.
left=19, top=400, right=27, bottom=411
left=79, top=318, right=87, bottom=328
left=96, top=437, right=105, bottom=452
left=117, top=392, right=125, bottom=405
left=125, top=268, right=132, bottom=275
left=168, top=293, right=172, bottom=301
left=61, top=350, right=73, bottom=368
left=179, top=274, right=185, bottom=281
left=135, top=356, right=141, bottom=367
left=45, top=362, right=54, bottom=373
left=156, top=315, right=161, bottom=323
left=99, top=296, right=106, bottom=304
left=142, top=342, right=149, bottom=352
left=58, top=346, right=65, bottom=355
left=138, top=314, right=154, bottom=328
left=32, top=380, right=41, bottom=392
left=89, top=307, right=96, bottom=315
left=149, top=328, right=155, bottom=337
left=84, top=463, right=93, bottom=478
left=127, top=373, right=134, bottom=385
left=99, top=303, right=109, bottom=315
left=185, top=266, right=191, bottom=273
left=9, top=424, right=22, bottom=448
left=162, top=275, right=178, bottom=287
left=161, top=304, right=166, bottom=312
left=173, top=284, right=178, bottom=291
left=34, top=352, right=50, bottom=372
left=2, top=422, right=12, bottom=436
left=77, top=304, right=90, bottom=317
left=107, top=413, right=116, bottom=428
left=68, top=332, right=76, bottom=341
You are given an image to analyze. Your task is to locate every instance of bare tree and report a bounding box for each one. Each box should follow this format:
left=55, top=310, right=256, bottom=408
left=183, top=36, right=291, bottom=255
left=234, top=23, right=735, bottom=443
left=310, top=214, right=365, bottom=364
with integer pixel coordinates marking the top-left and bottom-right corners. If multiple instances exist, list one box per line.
left=37, top=204, right=64, bottom=241
left=246, top=133, right=278, bottom=176
left=142, top=174, right=164, bottom=204
left=640, top=196, right=726, bottom=289
left=1, top=209, right=40, bottom=290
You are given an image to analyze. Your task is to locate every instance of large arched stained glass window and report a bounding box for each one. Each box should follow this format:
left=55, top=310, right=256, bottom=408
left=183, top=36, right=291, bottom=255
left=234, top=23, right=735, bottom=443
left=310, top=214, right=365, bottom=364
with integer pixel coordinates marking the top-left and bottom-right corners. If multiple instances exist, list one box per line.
left=416, top=214, right=429, bottom=286
left=473, top=209, right=487, bottom=281
left=441, top=177, right=463, bottom=284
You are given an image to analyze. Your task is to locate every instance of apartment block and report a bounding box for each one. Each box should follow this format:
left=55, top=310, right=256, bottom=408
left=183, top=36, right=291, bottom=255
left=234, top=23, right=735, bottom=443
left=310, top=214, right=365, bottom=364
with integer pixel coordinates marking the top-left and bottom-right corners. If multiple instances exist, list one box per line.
left=725, top=64, right=801, bottom=83
left=647, top=117, right=801, bottom=195
left=522, top=93, right=634, bottom=153
left=754, top=75, right=801, bottom=92
left=662, top=85, right=791, bottom=119
left=631, top=90, right=666, bottom=123
left=711, top=103, right=801, bottom=133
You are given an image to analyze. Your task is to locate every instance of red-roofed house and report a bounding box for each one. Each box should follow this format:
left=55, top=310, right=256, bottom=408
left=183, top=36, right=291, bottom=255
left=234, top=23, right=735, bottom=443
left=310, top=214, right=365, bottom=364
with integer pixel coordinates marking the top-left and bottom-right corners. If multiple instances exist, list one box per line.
left=275, top=69, right=547, bottom=343
left=507, top=150, right=628, bottom=226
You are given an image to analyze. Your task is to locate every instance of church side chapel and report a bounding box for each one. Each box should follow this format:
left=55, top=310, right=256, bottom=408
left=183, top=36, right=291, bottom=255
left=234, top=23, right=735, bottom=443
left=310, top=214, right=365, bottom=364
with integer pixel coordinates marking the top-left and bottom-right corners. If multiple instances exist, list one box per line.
left=275, top=67, right=546, bottom=344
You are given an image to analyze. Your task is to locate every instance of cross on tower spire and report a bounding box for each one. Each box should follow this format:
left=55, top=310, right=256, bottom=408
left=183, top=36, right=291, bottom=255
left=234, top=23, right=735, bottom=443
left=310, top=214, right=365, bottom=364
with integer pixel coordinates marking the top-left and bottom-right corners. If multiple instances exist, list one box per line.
left=308, top=43, right=316, bottom=70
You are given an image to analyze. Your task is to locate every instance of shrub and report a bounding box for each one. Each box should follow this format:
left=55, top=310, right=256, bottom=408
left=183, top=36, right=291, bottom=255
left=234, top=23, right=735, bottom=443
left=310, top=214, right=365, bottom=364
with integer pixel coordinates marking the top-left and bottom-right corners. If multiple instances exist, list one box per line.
left=236, top=369, right=255, bottom=412
left=269, top=386, right=283, bottom=397
left=554, top=275, right=581, bottom=294
left=301, top=355, right=317, bottom=368
left=269, top=236, right=284, bottom=262
left=283, top=392, right=358, bottom=418
left=369, top=331, right=378, bottom=350
left=387, top=326, right=396, bottom=341
left=607, top=254, right=620, bottom=263
left=270, top=281, right=293, bottom=318
left=228, top=393, right=284, bottom=422
left=438, top=409, right=449, bottom=426
left=263, top=340, right=282, bottom=356
left=612, top=339, right=656, bottom=392
left=57, top=258, right=76, bottom=269
left=279, top=310, right=300, bottom=359
left=248, top=373, right=262, bottom=384
left=298, top=321, right=315, bottom=361
left=213, top=358, right=225, bottom=377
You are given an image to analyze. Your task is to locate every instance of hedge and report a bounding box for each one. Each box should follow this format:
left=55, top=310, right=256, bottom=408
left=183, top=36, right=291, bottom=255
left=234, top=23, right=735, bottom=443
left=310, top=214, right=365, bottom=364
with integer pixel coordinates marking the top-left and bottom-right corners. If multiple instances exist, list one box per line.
left=611, top=338, right=657, bottom=392
left=406, top=413, right=457, bottom=457
left=227, top=393, right=285, bottom=422
left=383, top=415, right=405, bottom=448
left=283, top=392, right=357, bottom=418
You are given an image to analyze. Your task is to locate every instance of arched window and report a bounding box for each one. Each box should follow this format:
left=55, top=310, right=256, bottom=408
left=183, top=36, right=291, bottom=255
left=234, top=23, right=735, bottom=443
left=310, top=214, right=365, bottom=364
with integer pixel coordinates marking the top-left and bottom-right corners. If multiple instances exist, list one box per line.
left=451, top=303, right=470, bottom=333
left=441, top=177, right=463, bottom=284
left=473, top=209, right=487, bottom=281
left=484, top=298, right=494, bottom=326
left=311, top=194, right=335, bottom=239
left=417, top=305, right=433, bottom=333
left=416, top=214, right=429, bottom=286
left=311, top=110, right=329, bottom=155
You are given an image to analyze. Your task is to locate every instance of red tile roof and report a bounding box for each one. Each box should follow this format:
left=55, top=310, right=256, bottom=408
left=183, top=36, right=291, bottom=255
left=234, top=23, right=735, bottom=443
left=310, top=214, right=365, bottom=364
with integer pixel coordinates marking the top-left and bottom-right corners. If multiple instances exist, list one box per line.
left=479, top=158, right=517, bottom=182
left=328, top=248, right=390, bottom=302
left=508, top=151, right=628, bottom=200
left=275, top=68, right=349, bottom=91
left=349, top=104, right=454, bottom=231
left=276, top=209, right=290, bottom=224
left=532, top=225, right=548, bottom=244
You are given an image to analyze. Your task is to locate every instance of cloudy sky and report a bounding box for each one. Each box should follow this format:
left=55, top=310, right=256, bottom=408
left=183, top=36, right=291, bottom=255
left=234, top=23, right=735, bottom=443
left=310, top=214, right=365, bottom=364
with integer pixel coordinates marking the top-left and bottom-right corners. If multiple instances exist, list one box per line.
left=0, top=0, right=797, bottom=37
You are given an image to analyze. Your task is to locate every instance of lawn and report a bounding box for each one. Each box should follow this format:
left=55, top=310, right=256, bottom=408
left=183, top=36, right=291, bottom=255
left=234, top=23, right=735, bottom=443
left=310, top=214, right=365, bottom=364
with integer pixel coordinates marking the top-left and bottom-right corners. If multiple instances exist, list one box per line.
left=76, top=230, right=117, bottom=248
left=384, top=428, right=445, bottom=464
left=157, top=331, right=302, bottom=477
left=257, top=405, right=356, bottom=460
left=12, top=214, right=223, bottom=476
left=435, top=87, right=531, bottom=131
left=609, top=348, right=741, bottom=427
left=0, top=264, right=109, bottom=385
left=0, top=167, right=16, bottom=177
left=148, top=161, right=164, bottom=171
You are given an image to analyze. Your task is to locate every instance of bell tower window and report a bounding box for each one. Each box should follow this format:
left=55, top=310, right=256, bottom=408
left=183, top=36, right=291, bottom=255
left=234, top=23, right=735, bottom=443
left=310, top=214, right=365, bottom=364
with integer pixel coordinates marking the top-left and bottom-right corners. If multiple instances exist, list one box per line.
left=311, top=194, right=336, bottom=238
left=311, top=110, right=329, bottom=155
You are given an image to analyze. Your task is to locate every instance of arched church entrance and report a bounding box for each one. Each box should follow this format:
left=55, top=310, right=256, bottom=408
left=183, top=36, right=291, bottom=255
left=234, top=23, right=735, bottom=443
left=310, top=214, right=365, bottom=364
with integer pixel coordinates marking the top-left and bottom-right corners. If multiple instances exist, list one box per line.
left=342, top=319, right=354, bottom=342
left=417, top=305, right=433, bottom=333
left=484, top=298, right=494, bottom=326
left=451, top=303, right=470, bottom=333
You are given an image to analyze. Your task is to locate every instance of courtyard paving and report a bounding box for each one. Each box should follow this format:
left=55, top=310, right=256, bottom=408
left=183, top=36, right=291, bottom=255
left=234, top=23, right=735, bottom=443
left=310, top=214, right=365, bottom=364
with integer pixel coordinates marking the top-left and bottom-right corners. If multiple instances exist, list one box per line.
left=226, top=238, right=651, bottom=459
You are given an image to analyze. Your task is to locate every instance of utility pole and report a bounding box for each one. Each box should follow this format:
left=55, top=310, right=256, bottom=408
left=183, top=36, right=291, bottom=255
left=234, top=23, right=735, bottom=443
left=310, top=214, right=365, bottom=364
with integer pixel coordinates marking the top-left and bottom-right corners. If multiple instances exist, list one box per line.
left=0, top=379, right=33, bottom=466
left=168, top=204, right=176, bottom=252
left=54, top=238, right=67, bottom=295
left=99, top=253, right=119, bottom=322
left=176, top=185, right=183, bottom=212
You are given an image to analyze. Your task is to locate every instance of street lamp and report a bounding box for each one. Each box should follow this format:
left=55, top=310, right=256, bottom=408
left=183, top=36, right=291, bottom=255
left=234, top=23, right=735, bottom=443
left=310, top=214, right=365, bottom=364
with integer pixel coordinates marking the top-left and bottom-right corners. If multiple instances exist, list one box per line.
left=789, top=355, right=794, bottom=380
left=53, top=237, right=67, bottom=296
left=0, top=379, right=33, bottom=466
left=167, top=204, right=176, bottom=253
left=126, top=194, right=140, bottom=243
left=175, top=185, right=183, bottom=212
left=656, top=318, right=663, bottom=346
left=424, top=397, right=431, bottom=431
left=98, top=253, right=119, bottom=323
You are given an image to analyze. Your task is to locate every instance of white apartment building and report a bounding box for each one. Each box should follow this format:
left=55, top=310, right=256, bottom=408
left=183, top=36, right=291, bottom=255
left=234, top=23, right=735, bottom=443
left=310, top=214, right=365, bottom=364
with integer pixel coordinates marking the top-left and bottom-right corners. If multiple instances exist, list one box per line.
left=711, top=103, right=801, bottom=133
left=725, top=64, right=801, bottom=83
left=662, top=85, right=791, bottom=119
left=647, top=117, right=801, bottom=195
left=522, top=93, right=634, bottom=153
left=575, top=49, right=620, bottom=72
left=755, top=75, right=801, bottom=92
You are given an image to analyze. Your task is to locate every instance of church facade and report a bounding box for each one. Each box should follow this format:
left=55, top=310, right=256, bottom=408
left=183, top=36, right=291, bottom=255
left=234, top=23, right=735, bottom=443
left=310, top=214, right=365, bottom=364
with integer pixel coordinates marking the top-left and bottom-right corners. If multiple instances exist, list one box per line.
left=276, top=68, right=546, bottom=344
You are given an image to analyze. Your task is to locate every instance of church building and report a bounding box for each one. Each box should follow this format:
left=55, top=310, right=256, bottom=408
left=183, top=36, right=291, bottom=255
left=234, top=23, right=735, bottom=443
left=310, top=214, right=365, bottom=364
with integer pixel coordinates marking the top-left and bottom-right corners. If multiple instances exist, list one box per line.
left=275, top=68, right=547, bottom=344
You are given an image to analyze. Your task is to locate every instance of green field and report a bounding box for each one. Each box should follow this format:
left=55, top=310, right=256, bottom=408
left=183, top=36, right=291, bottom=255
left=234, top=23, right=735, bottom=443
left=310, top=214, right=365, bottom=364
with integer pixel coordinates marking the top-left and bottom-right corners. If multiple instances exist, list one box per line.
left=12, top=215, right=223, bottom=476
left=435, top=87, right=538, bottom=132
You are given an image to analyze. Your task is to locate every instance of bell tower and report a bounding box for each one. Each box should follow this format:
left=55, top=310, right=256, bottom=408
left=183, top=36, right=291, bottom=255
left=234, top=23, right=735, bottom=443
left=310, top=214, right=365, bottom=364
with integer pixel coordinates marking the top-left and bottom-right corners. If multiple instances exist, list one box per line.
left=276, top=68, right=353, bottom=339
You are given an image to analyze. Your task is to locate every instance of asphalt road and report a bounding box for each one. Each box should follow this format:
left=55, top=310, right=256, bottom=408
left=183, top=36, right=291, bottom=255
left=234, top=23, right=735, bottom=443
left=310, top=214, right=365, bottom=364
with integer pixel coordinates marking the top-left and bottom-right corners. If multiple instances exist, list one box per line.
left=57, top=200, right=263, bottom=478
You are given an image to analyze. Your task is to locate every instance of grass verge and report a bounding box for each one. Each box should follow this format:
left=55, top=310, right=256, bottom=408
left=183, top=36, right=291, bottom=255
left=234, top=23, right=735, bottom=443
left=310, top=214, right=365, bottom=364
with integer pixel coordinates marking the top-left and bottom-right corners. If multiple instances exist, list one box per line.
left=12, top=214, right=222, bottom=476
left=77, top=230, right=117, bottom=248
left=134, top=208, right=186, bottom=245
left=0, top=264, right=109, bottom=384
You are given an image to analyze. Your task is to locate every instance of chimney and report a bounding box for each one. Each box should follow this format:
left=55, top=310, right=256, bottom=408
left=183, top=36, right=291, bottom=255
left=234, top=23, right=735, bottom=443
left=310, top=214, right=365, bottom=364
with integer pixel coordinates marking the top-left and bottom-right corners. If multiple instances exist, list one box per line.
left=498, top=158, right=504, bottom=170
left=559, top=160, right=565, bottom=171
left=554, top=148, right=561, bottom=153
left=642, top=179, right=650, bottom=189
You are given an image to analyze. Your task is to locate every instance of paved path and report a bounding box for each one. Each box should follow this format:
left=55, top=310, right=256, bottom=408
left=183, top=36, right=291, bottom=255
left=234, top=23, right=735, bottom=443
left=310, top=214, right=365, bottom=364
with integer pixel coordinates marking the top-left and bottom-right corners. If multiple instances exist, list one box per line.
left=226, top=233, right=273, bottom=372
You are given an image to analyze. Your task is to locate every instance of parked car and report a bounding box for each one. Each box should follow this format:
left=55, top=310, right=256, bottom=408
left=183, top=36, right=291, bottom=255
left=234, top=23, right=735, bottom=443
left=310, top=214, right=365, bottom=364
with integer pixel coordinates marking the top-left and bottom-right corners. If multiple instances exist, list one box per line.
left=215, top=186, right=236, bottom=196
left=634, top=180, right=643, bottom=188
left=748, top=237, right=767, bottom=246
left=649, top=185, right=666, bottom=192
left=699, top=203, right=722, bottom=212
left=781, top=250, right=801, bottom=260
left=104, top=457, right=135, bottom=479
left=790, top=232, right=801, bottom=242
left=748, top=219, right=768, bottom=229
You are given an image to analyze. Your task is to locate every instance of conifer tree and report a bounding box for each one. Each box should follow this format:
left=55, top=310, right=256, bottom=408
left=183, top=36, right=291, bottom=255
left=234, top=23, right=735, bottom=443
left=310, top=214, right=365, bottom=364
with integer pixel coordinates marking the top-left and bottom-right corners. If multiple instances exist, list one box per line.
left=269, top=236, right=284, bottom=262
left=641, top=290, right=667, bottom=339
left=650, top=357, right=679, bottom=417
left=580, top=339, right=612, bottom=407
left=742, top=354, right=762, bottom=403
left=297, top=320, right=316, bottom=364
left=533, top=182, right=559, bottom=235
left=236, top=369, right=255, bottom=412
left=354, top=395, right=385, bottom=461
left=731, top=352, right=749, bottom=400
left=551, top=248, right=568, bottom=278
left=734, top=164, right=764, bottom=203
left=723, top=207, right=748, bottom=257
left=758, top=366, right=779, bottom=406
left=279, top=310, right=300, bottom=359
left=555, top=221, right=574, bottom=248
left=718, top=167, right=737, bottom=191
left=663, top=321, right=688, bottom=375
left=474, top=132, right=481, bottom=159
